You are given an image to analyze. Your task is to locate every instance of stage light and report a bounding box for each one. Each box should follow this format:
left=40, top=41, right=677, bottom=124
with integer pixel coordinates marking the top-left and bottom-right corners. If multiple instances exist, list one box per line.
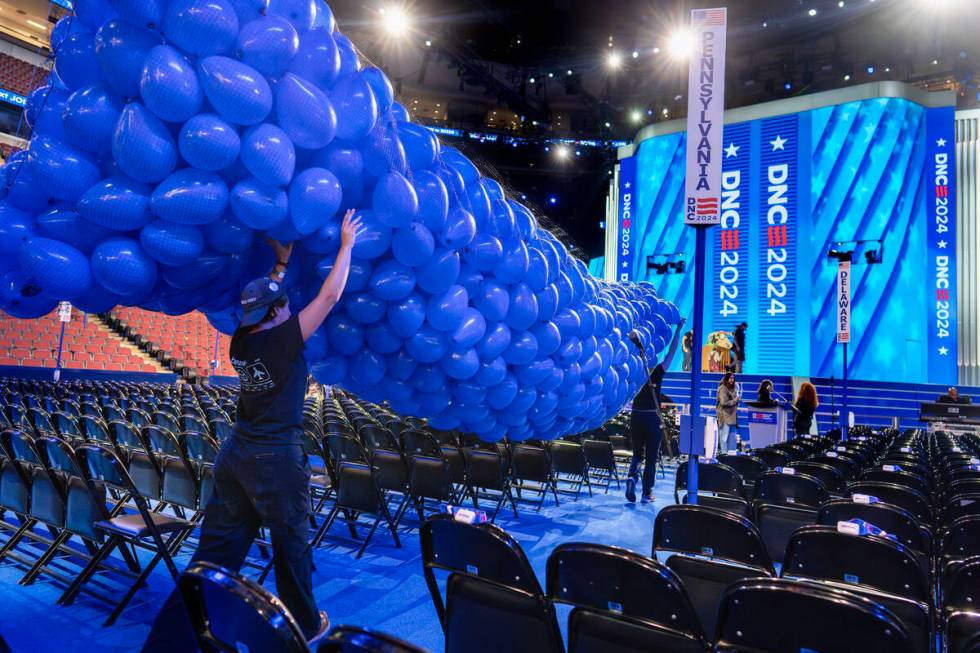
left=784, top=82, right=792, bottom=90
left=844, top=74, right=851, bottom=81
left=866, top=65, right=875, bottom=74
left=603, top=121, right=611, bottom=128
left=424, top=39, right=432, bottom=47
left=380, top=6, right=411, bottom=37
left=762, top=21, right=768, bottom=27
left=885, top=67, right=891, bottom=72
left=630, top=110, right=642, bottom=123
left=567, top=69, right=573, bottom=75
left=838, top=0, right=845, bottom=6
left=548, top=196, right=558, bottom=205
left=606, top=50, right=623, bottom=71
left=554, top=145, right=571, bottom=160
left=632, top=50, right=639, bottom=58
left=933, top=59, right=939, bottom=65
left=667, top=29, right=694, bottom=60
left=662, top=107, right=669, bottom=116
left=548, top=72, right=554, bottom=78
left=808, top=8, right=818, bottom=16
left=652, top=46, right=661, bottom=54
left=529, top=77, right=536, bottom=83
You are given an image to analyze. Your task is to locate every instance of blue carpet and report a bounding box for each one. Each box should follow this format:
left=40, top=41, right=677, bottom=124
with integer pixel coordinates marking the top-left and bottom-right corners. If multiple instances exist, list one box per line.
left=0, top=464, right=678, bottom=653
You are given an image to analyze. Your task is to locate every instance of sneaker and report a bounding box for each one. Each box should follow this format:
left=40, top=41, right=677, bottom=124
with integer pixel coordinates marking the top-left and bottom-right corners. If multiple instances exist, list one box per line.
left=625, top=478, right=636, bottom=503
left=306, top=611, right=330, bottom=647
left=641, top=492, right=654, bottom=503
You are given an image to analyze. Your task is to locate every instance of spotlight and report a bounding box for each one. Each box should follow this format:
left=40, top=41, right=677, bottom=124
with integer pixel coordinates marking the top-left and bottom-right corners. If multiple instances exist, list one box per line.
left=548, top=196, right=558, bottom=205
left=630, top=109, right=642, bottom=123
left=548, top=72, right=554, bottom=78
left=566, top=69, right=573, bottom=75
left=933, top=59, right=939, bottom=65
left=652, top=46, right=661, bottom=54
left=554, top=145, right=571, bottom=160
left=662, top=107, right=669, bottom=116
left=424, top=39, right=432, bottom=47
left=666, top=29, right=694, bottom=60
left=529, top=77, right=536, bottom=83
left=808, top=8, right=818, bottom=16
left=784, top=82, right=792, bottom=90
left=762, top=21, right=768, bottom=27
left=380, top=6, right=411, bottom=37
left=632, top=50, right=639, bottom=58
left=606, top=50, right=623, bottom=70
left=866, top=65, right=875, bottom=74
left=603, top=121, right=610, bottom=128
left=838, top=0, right=845, bottom=6
left=844, top=74, right=851, bottom=81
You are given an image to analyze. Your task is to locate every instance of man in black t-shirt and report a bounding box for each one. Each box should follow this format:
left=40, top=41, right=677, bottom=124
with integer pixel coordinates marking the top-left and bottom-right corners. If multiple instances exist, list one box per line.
left=143, top=211, right=363, bottom=652
left=626, top=318, right=685, bottom=503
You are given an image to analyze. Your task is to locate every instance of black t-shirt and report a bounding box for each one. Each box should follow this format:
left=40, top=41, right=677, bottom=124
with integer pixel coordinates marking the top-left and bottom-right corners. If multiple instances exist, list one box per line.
left=632, top=363, right=666, bottom=411
left=230, top=315, right=307, bottom=445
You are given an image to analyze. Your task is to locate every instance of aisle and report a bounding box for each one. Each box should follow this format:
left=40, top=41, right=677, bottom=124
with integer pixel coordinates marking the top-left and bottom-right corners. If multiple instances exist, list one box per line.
left=0, top=464, right=678, bottom=653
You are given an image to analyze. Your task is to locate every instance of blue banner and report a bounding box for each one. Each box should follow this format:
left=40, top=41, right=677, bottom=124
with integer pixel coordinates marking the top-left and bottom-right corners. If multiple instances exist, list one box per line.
left=757, top=114, right=799, bottom=375
left=0, top=87, right=27, bottom=108
left=710, top=121, right=751, bottom=331
left=617, top=156, right=637, bottom=281
left=925, top=106, right=957, bottom=383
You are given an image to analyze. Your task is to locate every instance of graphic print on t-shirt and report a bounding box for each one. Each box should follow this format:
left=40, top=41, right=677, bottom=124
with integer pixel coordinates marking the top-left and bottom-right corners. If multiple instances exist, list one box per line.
left=232, top=357, right=276, bottom=392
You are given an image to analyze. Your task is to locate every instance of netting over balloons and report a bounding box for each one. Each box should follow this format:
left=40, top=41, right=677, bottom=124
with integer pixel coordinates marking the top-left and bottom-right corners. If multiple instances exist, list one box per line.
left=0, top=0, right=680, bottom=441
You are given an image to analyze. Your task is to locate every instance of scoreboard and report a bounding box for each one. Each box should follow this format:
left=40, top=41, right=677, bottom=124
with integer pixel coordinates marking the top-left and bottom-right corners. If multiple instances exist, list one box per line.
left=616, top=91, right=957, bottom=384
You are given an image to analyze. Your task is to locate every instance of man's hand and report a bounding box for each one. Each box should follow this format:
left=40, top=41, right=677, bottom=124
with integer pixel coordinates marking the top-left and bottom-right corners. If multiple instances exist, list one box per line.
left=340, top=209, right=364, bottom=250
left=267, top=238, right=294, bottom=263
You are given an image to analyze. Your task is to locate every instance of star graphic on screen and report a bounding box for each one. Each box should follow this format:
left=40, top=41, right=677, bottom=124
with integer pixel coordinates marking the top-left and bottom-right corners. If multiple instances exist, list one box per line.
left=622, top=261, right=629, bottom=268
left=936, top=138, right=947, bottom=147
left=724, top=142, right=740, bottom=158
left=938, top=240, right=948, bottom=249
left=939, top=347, right=949, bottom=356
left=770, top=135, right=787, bottom=151
left=625, top=182, right=632, bottom=189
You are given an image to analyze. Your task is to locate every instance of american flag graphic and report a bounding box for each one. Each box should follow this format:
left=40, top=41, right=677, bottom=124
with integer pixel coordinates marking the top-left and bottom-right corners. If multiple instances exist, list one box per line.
left=720, top=229, right=740, bottom=251
left=696, top=197, right=719, bottom=216
left=938, top=289, right=950, bottom=301
left=767, top=225, right=788, bottom=247
left=693, top=8, right=727, bottom=26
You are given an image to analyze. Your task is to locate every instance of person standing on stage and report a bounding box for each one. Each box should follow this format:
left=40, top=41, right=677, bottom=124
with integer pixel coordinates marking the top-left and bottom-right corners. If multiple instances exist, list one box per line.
left=938, top=387, right=972, bottom=404
left=141, top=211, right=364, bottom=651
left=793, top=382, right=819, bottom=437
left=716, top=372, right=741, bottom=454
left=625, top=318, right=686, bottom=504
left=733, top=322, right=747, bottom=373
left=682, top=330, right=694, bottom=372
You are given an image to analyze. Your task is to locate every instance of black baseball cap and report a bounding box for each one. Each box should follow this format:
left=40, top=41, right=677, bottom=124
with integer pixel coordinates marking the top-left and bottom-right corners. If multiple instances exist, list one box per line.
left=240, top=277, right=287, bottom=328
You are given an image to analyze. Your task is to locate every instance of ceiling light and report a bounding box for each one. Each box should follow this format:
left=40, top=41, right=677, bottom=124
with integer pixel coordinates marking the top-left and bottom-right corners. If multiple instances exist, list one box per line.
left=529, top=77, right=536, bottom=83
left=554, top=145, right=571, bottom=160
left=630, top=110, right=642, bottom=123
left=838, top=1, right=845, bottom=6
left=380, top=6, right=411, bottom=37
left=652, top=46, right=661, bottom=54
left=667, top=29, right=695, bottom=60
left=424, top=39, right=431, bottom=47
left=808, top=8, right=818, bottom=16
left=662, top=107, right=669, bottom=116
left=844, top=74, right=851, bottom=81
left=606, top=50, right=623, bottom=70
left=567, top=69, right=573, bottom=75
left=632, top=50, right=639, bottom=58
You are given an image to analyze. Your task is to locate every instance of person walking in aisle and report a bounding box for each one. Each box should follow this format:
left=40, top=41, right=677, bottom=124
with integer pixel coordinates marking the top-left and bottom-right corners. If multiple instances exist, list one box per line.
left=793, top=382, right=819, bottom=437
left=141, top=210, right=364, bottom=652
left=716, top=372, right=741, bottom=454
left=625, top=318, right=686, bottom=504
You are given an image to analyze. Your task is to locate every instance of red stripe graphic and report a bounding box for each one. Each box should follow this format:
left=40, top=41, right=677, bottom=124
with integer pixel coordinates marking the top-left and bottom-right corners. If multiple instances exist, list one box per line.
left=936, top=186, right=949, bottom=198
left=938, top=289, right=950, bottom=301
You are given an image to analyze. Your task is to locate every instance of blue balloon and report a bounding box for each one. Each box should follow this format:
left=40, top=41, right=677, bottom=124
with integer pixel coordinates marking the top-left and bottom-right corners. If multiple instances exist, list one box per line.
left=347, top=293, right=386, bottom=324
left=491, top=200, right=516, bottom=240
left=226, top=0, right=266, bottom=24
left=63, top=84, right=123, bottom=154
left=416, top=248, right=459, bottom=294
left=312, top=0, right=335, bottom=31
left=407, top=325, right=449, bottom=364
left=72, top=280, right=121, bottom=313
left=505, top=283, right=538, bottom=331
left=326, top=314, right=364, bottom=356
left=526, top=247, right=550, bottom=291
left=474, top=356, right=506, bottom=386
left=476, top=322, right=511, bottom=361
left=139, top=220, right=205, bottom=265
left=330, top=73, right=378, bottom=142
left=398, top=121, right=440, bottom=171
left=107, top=0, right=167, bottom=28
left=361, top=126, right=407, bottom=177
left=495, top=240, right=530, bottom=284
left=390, top=102, right=409, bottom=122
left=51, top=17, right=82, bottom=54
left=75, top=0, right=119, bottom=28
left=78, top=176, right=152, bottom=231
left=289, top=168, right=342, bottom=235
left=112, top=102, right=178, bottom=183
left=362, top=67, right=394, bottom=112
left=238, top=15, right=299, bottom=77
left=441, top=146, right=480, bottom=184
left=203, top=213, right=255, bottom=253
left=268, top=0, right=316, bottom=32
left=510, top=200, right=538, bottom=240
left=374, top=172, right=418, bottom=228
left=350, top=350, right=386, bottom=385
left=140, top=45, right=203, bottom=122
left=531, top=321, right=562, bottom=357
left=334, top=33, right=360, bottom=76
left=56, top=32, right=103, bottom=92
left=365, top=323, right=401, bottom=355
left=241, top=123, right=296, bottom=186
left=0, top=271, right=57, bottom=319
left=91, top=237, right=158, bottom=298
left=180, top=114, right=242, bottom=171
left=310, top=144, right=362, bottom=187
left=463, top=233, right=503, bottom=271
left=414, top=171, right=449, bottom=232
left=474, top=280, right=509, bottom=322
left=161, top=250, right=227, bottom=288
left=276, top=73, right=337, bottom=149
left=502, top=331, right=538, bottom=365
left=199, top=56, right=273, bottom=125
left=311, top=355, right=348, bottom=385
left=94, top=20, right=160, bottom=98
left=387, top=292, right=425, bottom=338
left=25, top=85, right=70, bottom=139
left=426, top=285, right=468, bottom=332
left=343, top=259, right=372, bottom=291
left=350, top=210, right=392, bottom=259
left=440, top=208, right=476, bottom=249
left=151, top=169, right=229, bottom=225
left=391, top=223, right=435, bottom=267
left=441, top=347, right=479, bottom=381
left=370, top=260, right=416, bottom=301
left=453, top=308, right=486, bottom=349
left=20, top=237, right=91, bottom=299
left=289, top=28, right=340, bottom=88
left=230, top=177, right=289, bottom=229
left=163, top=0, right=239, bottom=56
left=0, top=155, right=49, bottom=216
left=27, top=137, right=100, bottom=203
left=36, top=208, right=112, bottom=254
left=302, top=220, right=340, bottom=254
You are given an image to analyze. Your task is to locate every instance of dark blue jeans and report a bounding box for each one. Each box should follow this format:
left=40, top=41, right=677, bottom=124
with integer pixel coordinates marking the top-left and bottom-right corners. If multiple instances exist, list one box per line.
left=627, top=410, right=664, bottom=495
left=141, top=437, right=317, bottom=652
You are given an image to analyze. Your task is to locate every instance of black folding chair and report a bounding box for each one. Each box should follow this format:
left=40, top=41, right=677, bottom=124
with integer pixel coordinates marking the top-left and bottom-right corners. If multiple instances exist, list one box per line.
left=547, top=542, right=709, bottom=652
left=715, top=578, right=915, bottom=652
left=818, top=498, right=931, bottom=557
left=420, top=514, right=562, bottom=653
left=312, top=461, right=401, bottom=559
left=316, top=626, right=429, bottom=653
left=179, top=561, right=310, bottom=653
left=582, top=439, right=621, bottom=492
left=753, top=470, right=829, bottom=563
left=676, top=460, right=750, bottom=518
left=463, top=448, right=517, bottom=522
left=61, top=444, right=194, bottom=626
left=510, top=444, right=559, bottom=510
left=716, top=453, right=767, bottom=488
left=943, top=556, right=980, bottom=653
left=653, top=504, right=775, bottom=639
left=847, top=481, right=933, bottom=525
left=550, top=440, right=592, bottom=499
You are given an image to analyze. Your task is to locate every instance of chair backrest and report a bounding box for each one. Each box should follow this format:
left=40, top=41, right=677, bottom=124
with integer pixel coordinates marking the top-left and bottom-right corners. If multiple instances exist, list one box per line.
left=328, top=433, right=367, bottom=464
left=179, top=561, right=310, bottom=653
left=184, top=431, right=220, bottom=464
left=782, top=525, right=930, bottom=604
left=861, top=468, right=931, bottom=496
left=316, top=626, right=428, bottom=653
left=941, top=516, right=980, bottom=567
left=752, top=448, right=792, bottom=469
left=550, top=441, right=586, bottom=474
left=546, top=543, right=708, bottom=650
left=360, top=425, right=399, bottom=452
left=464, top=449, right=507, bottom=489
left=789, top=461, right=846, bottom=494
left=817, top=499, right=929, bottom=554
left=77, top=444, right=137, bottom=496
left=582, top=439, right=614, bottom=469
left=753, top=470, right=829, bottom=508
left=716, top=454, right=767, bottom=483
left=336, top=461, right=383, bottom=514
left=676, top=461, right=744, bottom=498
left=370, top=449, right=408, bottom=493
left=653, top=504, right=775, bottom=573
left=847, top=481, right=933, bottom=524
left=511, top=444, right=552, bottom=482
left=401, top=430, right=442, bottom=458
left=715, top=578, right=914, bottom=653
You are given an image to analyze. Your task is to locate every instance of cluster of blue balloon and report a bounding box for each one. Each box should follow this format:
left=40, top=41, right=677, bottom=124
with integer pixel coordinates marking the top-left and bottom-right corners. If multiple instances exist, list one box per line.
left=0, top=0, right=679, bottom=441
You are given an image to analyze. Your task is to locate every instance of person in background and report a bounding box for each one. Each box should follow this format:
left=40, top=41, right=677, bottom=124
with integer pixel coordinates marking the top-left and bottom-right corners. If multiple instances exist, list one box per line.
left=793, top=382, right=819, bottom=437
left=756, top=379, right=777, bottom=407
left=626, top=317, right=686, bottom=504
left=681, top=330, right=694, bottom=372
left=716, top=372, right=741, bottom=454
left=938, top=387, right=972, bottom=404
left=142, top=211, right=364, bottom=652
left=733, top=322, right=748, bottom=373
